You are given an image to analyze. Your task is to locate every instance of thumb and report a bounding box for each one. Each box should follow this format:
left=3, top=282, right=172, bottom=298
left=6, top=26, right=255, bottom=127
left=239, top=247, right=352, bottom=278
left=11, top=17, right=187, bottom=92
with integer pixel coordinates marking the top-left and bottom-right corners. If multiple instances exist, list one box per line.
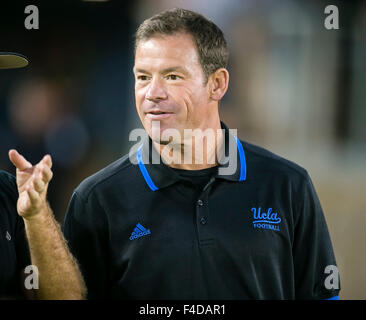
left=9, top=149, right=32, bottom=171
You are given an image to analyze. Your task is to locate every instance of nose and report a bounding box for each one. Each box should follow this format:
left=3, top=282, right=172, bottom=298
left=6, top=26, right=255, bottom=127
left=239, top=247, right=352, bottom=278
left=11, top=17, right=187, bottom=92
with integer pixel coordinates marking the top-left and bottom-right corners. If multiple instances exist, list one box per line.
left=146, top=77, right=168, bottom=102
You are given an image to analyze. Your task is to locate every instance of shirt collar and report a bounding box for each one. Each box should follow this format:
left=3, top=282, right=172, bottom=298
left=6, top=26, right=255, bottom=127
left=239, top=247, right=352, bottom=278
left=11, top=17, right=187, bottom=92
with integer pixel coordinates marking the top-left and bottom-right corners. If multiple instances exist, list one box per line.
left=136, top=122, right=247, bottom=191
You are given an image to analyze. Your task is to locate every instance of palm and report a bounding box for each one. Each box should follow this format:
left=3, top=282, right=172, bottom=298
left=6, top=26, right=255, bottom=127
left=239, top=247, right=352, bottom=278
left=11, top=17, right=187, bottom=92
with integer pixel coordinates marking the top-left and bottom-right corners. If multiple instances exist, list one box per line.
left=16, top=167, right=35, bottom=193
left=9, top=149, right=53, bottom=218
left=17, top=167, right=41, bottom=216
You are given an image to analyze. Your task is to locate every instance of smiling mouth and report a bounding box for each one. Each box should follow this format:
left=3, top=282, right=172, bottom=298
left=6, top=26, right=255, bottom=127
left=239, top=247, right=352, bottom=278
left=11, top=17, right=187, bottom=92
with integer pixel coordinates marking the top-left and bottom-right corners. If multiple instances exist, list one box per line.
left=149, top=111, right=168, bottom=115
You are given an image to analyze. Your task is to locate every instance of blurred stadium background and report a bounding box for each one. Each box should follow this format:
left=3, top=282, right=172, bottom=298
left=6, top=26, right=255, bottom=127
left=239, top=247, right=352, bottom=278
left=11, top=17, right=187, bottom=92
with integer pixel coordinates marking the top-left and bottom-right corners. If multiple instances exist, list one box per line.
left=0, top=0, right=365, bottom=299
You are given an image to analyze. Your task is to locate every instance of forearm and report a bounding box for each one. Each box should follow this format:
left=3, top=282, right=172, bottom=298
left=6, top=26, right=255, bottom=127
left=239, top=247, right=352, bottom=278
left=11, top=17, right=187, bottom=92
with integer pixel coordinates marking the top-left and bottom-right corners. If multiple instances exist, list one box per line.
left=23, top=203, right=87, bottom=300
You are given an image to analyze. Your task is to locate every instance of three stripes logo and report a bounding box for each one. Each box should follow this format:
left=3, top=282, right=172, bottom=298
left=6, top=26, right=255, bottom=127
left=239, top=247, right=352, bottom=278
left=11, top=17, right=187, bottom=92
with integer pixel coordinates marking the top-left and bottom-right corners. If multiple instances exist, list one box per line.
left=129, top=222, right=151, bottom=240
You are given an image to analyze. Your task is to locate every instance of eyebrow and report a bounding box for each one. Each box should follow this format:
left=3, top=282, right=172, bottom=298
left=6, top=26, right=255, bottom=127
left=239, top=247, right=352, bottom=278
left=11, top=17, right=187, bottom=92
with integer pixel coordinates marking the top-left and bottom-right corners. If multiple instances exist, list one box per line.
left=133, top=66, right=188, bottom=75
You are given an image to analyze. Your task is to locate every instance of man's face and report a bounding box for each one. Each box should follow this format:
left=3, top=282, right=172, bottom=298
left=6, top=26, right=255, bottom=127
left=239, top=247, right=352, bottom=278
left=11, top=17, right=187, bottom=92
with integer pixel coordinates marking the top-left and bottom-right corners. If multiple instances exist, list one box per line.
left=134, top=32, right=212, bottom=144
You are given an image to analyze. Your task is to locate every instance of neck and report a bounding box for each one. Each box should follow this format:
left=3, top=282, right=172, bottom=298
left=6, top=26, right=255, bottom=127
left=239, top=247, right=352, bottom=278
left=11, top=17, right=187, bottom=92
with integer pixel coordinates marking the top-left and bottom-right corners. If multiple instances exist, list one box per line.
left=154, top=119, right=223, bottom=170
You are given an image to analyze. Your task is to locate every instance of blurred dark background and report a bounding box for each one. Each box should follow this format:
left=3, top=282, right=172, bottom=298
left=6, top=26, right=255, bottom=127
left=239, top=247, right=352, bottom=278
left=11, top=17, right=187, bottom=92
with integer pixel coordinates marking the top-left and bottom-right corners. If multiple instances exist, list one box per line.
left=0, top=0, right=365, bottom=299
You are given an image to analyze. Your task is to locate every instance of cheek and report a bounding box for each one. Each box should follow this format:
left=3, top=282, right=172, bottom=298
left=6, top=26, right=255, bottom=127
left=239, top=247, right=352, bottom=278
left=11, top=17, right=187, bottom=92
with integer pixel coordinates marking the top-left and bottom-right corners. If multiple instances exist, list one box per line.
left=184, top=87, right=208, bottom=114
left=173, top=86, right=196, bottom=112
left=135, top=89, right=145, bottom=114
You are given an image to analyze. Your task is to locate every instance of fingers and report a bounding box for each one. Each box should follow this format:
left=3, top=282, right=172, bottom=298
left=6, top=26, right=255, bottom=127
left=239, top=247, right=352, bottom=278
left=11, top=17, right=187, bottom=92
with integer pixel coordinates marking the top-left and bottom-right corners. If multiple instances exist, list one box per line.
left=17, top=163, right=52, bottom=218
left=40, top=164, right=53, bottom=183
left=41, top=154, right=52, bottom=169
left=11, top=152, right=53, bottom=219
left=31, top=162, right=53, bottom=193
left=27, top=186, right=40, bottom=205
left=35, top=154, right=53, bottom=182
left=17, top=186, right=41, bottom=216
left=35, top=159, right=53, bottom=184
left=32, top=172, right=46, bottom=193
left=8, top=149, right=32, bottom=171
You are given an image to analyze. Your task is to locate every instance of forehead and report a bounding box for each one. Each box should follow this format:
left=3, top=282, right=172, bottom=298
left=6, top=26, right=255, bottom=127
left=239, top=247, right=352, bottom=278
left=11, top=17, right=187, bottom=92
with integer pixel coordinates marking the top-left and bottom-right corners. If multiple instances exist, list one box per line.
left=134, top=33, right=201, bottom=70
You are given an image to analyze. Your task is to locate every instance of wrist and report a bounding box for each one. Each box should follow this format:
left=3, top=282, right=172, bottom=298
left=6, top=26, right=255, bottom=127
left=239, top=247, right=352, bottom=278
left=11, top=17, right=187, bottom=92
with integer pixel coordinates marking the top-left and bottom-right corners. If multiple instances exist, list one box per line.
left=22, top=203, right=51, bottom=222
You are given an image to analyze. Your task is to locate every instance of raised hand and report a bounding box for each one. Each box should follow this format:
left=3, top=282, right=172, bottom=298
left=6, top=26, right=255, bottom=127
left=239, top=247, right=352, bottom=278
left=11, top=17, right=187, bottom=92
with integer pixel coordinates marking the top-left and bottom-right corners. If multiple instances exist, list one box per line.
left=8, top=149, right=53, bottom=219
left=8, top=149, right=86, bottom=299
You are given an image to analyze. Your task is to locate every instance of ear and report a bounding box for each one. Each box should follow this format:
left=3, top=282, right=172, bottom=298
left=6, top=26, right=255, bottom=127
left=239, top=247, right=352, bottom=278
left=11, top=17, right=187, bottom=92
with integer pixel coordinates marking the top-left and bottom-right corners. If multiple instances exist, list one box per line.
left=208, top=68, right=229, bottom=101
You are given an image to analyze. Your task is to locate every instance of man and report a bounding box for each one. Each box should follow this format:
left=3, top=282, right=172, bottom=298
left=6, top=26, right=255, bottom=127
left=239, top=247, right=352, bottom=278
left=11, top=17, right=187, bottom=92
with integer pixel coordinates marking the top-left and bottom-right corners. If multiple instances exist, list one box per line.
left=0, top=52, right=30, bottom=299
left=0, top=52, right=86, bottom=299
left=63, top=9, right=340, bottom=299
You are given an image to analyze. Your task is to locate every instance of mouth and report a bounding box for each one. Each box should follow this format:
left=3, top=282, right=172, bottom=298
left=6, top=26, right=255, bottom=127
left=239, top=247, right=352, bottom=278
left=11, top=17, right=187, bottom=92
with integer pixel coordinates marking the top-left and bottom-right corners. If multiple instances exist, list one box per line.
left=145, top=110, right=174, bottom=119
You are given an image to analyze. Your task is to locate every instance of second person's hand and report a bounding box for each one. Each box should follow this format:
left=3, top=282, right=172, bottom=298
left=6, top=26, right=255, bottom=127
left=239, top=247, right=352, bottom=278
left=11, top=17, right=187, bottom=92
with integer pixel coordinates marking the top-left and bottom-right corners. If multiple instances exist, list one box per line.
left=8, top=149, right=53, bottom=220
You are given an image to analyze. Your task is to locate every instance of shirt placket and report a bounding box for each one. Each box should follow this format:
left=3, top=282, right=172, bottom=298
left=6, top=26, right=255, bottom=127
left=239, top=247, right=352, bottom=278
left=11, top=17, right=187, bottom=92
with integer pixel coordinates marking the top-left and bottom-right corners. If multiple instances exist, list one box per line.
left=195, top=177, right=216, bottom=246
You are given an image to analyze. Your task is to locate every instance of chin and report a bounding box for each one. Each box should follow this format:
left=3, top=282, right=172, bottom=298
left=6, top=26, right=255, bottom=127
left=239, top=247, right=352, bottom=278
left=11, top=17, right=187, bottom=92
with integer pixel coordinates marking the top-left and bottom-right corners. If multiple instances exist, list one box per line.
left=143, top=118, right=184, bottom=144
left=151, top=137, right=171, bottom=145
left=150, top=129, right=174, bottom=145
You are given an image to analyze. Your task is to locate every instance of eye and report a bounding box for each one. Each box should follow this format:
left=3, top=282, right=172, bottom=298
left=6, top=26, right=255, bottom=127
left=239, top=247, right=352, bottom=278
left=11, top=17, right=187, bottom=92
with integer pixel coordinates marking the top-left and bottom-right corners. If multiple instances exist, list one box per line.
left=137, top=75, right=149, bottom=81
left=166, top=74, right=180, bottom=80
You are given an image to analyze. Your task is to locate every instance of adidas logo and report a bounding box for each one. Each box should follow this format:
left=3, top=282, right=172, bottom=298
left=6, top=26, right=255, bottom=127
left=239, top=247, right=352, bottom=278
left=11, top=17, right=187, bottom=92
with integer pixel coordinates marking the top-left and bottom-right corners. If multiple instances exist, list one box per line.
left=129, top=222, right=151, bottom=240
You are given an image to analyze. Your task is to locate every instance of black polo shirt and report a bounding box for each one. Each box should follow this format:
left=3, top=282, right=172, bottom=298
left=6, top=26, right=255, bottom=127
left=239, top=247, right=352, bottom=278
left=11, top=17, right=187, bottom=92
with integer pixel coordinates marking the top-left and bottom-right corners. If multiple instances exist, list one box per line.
left=0, top=171, right=30, bottom=298
left=63, top=123, right=340, bottom=300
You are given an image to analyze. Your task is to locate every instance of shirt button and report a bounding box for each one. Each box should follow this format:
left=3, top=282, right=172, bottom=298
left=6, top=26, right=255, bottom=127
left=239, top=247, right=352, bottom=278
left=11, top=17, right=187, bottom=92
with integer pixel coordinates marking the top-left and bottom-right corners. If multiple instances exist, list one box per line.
left=197, top=199, right=203, bottom=206
left=200, top=217, right=207, bottom=225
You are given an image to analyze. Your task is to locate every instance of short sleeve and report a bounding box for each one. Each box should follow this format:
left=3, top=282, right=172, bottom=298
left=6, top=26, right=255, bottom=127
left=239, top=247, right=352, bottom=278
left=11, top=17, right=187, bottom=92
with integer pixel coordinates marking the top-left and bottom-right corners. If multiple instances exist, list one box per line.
left=62, top=191, right=109, bottom=299
left=292, top=173, right=340, bottom=299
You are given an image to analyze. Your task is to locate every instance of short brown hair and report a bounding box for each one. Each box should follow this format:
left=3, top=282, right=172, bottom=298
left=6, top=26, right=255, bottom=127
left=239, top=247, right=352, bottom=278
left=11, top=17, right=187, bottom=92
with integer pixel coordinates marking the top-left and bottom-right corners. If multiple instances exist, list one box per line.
left=134, top=8, right=229, bottom=83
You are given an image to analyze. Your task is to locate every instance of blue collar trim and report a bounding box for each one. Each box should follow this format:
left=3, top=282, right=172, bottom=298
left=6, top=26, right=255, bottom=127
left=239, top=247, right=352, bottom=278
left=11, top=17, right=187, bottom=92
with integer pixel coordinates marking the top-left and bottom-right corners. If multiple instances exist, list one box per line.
left=235, top=137, right=247, bottom=181
left=137, top=146, right=159, bottom=191
left=136, top=130, right=247, bottom=191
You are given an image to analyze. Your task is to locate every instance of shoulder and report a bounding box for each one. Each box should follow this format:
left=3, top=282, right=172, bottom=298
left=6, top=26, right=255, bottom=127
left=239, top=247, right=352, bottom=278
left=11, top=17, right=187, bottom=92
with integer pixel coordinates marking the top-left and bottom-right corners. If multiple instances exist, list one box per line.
left=239, top=141, right=320, bottom=221
left=240, top=140, right=310, bottom=183
left=74, top=153, right=138, bottom=201
left=64, top=153, right=139, bottom=227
